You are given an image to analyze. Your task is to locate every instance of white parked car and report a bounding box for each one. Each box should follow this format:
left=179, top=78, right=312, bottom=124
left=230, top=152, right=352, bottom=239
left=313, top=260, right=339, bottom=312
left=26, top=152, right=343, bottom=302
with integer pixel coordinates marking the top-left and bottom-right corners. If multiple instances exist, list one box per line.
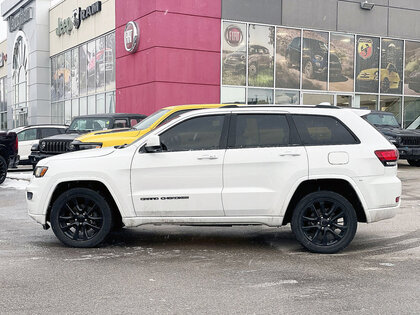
left=11, top=125, right=67, bottom=167
left=27, top=106, right=401, bottom=253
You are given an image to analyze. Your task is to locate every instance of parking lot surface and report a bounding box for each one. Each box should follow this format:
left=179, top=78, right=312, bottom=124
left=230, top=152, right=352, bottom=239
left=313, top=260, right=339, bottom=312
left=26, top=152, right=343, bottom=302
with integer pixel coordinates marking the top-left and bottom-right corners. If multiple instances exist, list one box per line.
left=0, top=163, right=419, bottom=314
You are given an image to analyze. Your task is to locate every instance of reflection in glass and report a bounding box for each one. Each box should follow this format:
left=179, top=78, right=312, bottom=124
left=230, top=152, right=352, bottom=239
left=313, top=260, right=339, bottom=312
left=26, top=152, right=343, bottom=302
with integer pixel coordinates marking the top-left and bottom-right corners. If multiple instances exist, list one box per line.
left=106, top=92, right=115, bottom=113
left=336, top=95, right=352, bottom=107
left=79, top=44, right=87, bottom=95
left=275, top=90, right=299, bottom=104
left=222, top=22, right=247, bottom=86
left=71, top=48, right=79, bottom=97
left=355, top=36, right=380, bottom=93
left=52, top=101, right=64, bottom=124
left=64, top=51, right=71, bottom=99
left=404, top=41, right=420, bottom=96
left=88, top=95, right=95, bottom=114
left=71, top=98, right=79, bottom=119
left=329, top=33, right=354, bottom=92
left=96, top=93, right=105, bottom=113
left=221, top=86, right=246, bottom=104
left=276, top=27, right=301, bottom=89
left=80, top=97, right=87, bottom=115
left=302, top=93, right=333, bottom=105
left=57, top=54, right=65, bottom=100
left=96, top=37, right=105, bottom=92
left=248, top=88, right=273, bottom=104
left=248, top=24, right=275, bottom=87
left=354, top=94, right=377, bottom=110
left=380, top=96, right=402, bottom=124
left=65, top=100, right=71, bottom=125
left=381, top=39, right=403, bottom=94
left=105, top=33, right=116, bottom=90
left=302, top=30, right=328, bottom=90
left=87, top=41, right=96, bottom=93
left=403, top=97, right=420, bottom=128
left=51, top=57, right=57, bottom=101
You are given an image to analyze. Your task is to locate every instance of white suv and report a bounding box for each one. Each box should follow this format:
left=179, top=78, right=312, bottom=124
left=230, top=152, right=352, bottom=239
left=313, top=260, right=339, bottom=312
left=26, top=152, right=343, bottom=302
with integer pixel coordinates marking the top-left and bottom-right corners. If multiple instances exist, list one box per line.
left=27, top=106, right=401, bottom=253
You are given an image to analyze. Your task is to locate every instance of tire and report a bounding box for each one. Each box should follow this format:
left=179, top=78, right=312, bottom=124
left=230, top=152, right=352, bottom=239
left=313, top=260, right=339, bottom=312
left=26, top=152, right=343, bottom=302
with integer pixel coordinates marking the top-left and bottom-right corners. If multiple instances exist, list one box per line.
left=249, top=63, right=258, bottom=76
left=291, top=191, right=357, bottom=254
left=50, top=188, right=113, bottom=248
left=304, top=61, right=314, bottom=79
left=0, top=155, right=7, bottom=185
left=407, top=159, right=420, bottom=167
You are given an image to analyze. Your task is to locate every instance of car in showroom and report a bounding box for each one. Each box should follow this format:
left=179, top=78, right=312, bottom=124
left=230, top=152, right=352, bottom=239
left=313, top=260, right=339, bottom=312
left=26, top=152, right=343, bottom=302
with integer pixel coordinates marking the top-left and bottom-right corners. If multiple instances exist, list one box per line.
left=356, top=63, right=401, bottom=93
left=70, top=104, right=225, bottom=151
left=0, top=130, right=18, bottom=184
left=248, top=45, right=272, bottom=76
left=27, top=105, right=401, bottom=253
left=407, top=69, right=420, bottom=93
left=361, top=110, right=420, bottom=166
left=29, top=113, right=146, bottom=166
left=286, top=37, right=342, bottom=79
left=10, top=125, right=68, bottom=168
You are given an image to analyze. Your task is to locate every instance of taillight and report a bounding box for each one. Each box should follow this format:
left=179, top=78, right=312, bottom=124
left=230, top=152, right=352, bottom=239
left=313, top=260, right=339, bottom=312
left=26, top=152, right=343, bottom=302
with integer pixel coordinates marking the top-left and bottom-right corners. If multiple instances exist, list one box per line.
left=15, top=136, right=18, bottom=152
left=375, top=149, right=398, bottom=166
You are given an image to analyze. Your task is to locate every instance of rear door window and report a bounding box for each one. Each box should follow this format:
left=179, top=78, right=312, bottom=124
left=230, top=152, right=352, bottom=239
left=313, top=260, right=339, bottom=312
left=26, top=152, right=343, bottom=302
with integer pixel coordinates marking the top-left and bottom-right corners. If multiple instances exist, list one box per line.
left=292, top=115, right=358, bottom=145
left=40, top=128, right=63, bottom=138
left=17, top=129, right=37, bottom=141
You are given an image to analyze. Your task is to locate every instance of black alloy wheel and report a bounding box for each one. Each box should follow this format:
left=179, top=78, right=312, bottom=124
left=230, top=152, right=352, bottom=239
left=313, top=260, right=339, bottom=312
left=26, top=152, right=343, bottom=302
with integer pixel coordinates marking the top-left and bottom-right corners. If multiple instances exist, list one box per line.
left=291, top=191, right=357, bottom=254
left=50, top=188, right=113, bottom=247
left=0, top=155, right=7, bottom=185
left=407, top=159, right=420, bottom=167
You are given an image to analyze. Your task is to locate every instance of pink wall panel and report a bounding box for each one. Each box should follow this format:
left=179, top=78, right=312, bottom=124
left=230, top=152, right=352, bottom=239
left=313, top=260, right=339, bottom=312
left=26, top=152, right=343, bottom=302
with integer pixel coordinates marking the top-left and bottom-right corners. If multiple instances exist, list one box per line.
left=155, top=0, right=221, bottom=18
left=116, top=83, right=156, bottom=114
left=115, top=0, right=156, bottom=28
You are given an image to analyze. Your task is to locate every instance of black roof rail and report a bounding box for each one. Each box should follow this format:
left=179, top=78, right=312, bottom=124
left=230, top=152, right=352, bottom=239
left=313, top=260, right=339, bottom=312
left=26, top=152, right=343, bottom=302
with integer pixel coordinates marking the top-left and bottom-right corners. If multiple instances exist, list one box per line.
left=315, top=104, right=340, bottom=109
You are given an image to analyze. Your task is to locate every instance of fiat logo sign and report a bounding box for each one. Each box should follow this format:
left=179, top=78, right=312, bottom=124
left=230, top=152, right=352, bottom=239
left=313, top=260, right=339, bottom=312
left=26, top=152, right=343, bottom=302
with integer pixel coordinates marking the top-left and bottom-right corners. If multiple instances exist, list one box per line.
left=225, top=25, right=243, bottom=47
left=124, top=21, right=139, bottom=53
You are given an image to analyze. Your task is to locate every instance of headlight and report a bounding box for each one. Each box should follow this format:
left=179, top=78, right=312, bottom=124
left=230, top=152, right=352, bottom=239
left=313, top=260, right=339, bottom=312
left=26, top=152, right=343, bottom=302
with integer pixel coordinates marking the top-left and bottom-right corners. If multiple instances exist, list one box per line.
left=79, top=143, right=103, bottom=150
left=40, top=141, right=46, bottom=150
left=33, top=166, right=48, bottom=178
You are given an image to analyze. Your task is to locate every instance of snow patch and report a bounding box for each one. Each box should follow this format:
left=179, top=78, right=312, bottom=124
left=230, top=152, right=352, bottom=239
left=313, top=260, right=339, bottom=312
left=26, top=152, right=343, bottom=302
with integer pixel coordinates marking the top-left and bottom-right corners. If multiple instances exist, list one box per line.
left=7, top=172, right=32, bottom=181
left=0, top=178, right=29, bottom=190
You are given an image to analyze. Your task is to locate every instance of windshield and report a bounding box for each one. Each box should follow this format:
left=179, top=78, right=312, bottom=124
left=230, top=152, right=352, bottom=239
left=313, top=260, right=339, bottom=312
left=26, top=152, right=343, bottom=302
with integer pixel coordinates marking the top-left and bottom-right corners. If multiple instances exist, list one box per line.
left=407, top=115, right=420, bottom=130
left=133, top=109, right=171, bottom=130
left=365, top=113, right=399, bottom=128
left=68, top=118, right=111, bottom=132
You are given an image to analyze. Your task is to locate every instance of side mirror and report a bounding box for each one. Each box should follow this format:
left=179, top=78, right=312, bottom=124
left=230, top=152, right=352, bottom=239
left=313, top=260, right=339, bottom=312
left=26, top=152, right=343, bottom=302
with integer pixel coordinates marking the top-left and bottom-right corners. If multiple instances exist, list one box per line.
left=144, top=135, right=162, bottom=153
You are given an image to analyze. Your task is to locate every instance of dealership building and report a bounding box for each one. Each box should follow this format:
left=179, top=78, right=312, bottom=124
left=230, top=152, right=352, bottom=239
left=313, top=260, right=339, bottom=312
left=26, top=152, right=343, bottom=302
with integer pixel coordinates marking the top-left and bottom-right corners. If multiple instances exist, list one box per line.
left=1, top=0, right=420, bottom=130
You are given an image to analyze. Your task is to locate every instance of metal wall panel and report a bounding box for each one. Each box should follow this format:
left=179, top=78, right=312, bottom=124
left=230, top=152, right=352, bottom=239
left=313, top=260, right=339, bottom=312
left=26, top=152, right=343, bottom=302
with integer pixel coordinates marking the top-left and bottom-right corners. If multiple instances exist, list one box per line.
left=222, top=0, right=282, bottom=25
left=389, top=0, right=420, bottom=10
left=389, top=8, right=420, bottom=40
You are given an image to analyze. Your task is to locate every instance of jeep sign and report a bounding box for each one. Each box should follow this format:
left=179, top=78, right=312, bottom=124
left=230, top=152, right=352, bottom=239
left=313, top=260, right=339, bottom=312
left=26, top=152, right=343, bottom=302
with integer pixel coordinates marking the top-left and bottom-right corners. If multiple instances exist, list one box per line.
left=124, top=21, right=139, bottom=53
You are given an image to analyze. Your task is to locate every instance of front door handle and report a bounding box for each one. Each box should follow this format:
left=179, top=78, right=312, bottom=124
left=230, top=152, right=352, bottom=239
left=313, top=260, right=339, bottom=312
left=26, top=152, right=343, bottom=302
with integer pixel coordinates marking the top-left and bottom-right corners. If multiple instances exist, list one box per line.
left=279, top=153, right=301, bottom=157
left=197, top=155, right=218, bottom=160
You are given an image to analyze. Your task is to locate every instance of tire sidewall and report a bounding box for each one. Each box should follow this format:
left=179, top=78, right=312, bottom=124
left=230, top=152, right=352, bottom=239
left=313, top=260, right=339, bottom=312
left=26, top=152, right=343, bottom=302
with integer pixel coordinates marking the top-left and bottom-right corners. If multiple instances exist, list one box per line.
left=291, top=191, right=358, bottom=254
left=0, top=155, right=7, bottom=185
left=50, top=188, right=113, bottom=248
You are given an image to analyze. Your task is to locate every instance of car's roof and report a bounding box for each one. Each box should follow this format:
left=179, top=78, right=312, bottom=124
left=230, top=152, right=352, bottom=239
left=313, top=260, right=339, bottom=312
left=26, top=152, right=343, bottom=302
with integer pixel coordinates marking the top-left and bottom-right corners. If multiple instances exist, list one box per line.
left=161, top=104, right=229, bottom=111
left=10, top=124, right=68, bottom=132
left=74, top=113, right=147, bottom=119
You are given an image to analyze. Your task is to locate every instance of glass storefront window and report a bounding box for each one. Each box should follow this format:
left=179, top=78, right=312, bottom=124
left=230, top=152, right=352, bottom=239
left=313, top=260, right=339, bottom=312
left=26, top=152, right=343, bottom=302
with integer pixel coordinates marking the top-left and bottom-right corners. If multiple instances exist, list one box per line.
left=404, top=41, right=420, bottom=96
left=105, top=33, right=116, bottom=90
left=96, top=93, right=105, bottom=113
left=57, top=54, right=64, bottom=100
left=355, top=36, right=380, bottom=93
left=248, top=88, right=273, bottom=104
left=222, top=22, right=246, bottom=86
left=87, top=40, right=96, bottom=93
left=0, top=77, right=6, bottom=130
left=79, top=44, right=87, bottom=96
left=302, top=93, right=334, bottom=105
left=71, top=48, right=79, bottom=97
left=302, top=30, right=329, bottom=90
left=106, top=92, right=115, bottom=113
left=96, top=37, right=105, bottom=92
left=336, top=95, right=352, bottom=107
left=221, top=86, right=246, bottom=104
left=275, top=90, right=299, bottom=104
left=276, top=27, right=301, bottom=89
left=329, top=33, right=354, bottom=92
left=80, top=97, right=87, bottom=115
left=52, top=101, right=64, bottom=124
left=51, top=56, right=57, bottom=102
left=380, top=96, right=402, bottom=124
left=354, top=94, right=377, bottom=110
left=381, top=39, right=403, bottom=94
left=88, top=95, right=95, bottom=114
left=64, top=100, right=71, bottom=125
left=248, top=24, right=275, bottom=87
left=64, top=51, right=72, bottom=99
left=403, top=97, right=420, bottom=128
left=71, top=98, right=79, bottom=119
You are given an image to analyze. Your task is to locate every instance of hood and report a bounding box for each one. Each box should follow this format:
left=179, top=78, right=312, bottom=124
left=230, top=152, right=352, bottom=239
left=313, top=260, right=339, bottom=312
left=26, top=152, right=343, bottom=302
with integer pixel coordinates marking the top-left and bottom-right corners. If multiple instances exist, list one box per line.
left=41, top=133, right=80, bottom=141
left=376, top=126, right=420, bottom=137
left=75, top=129, right=143, bottom=145
left=76, top=128, right=136, bottom=141
left=40, top=146, right=116, bottom=164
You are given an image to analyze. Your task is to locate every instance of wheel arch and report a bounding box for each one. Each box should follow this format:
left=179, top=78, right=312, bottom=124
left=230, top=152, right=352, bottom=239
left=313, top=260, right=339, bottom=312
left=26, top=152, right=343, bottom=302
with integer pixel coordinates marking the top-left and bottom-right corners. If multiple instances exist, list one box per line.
left=282, top=178, right=367, bottom=225
left=45, top=180, right=122, bottom=228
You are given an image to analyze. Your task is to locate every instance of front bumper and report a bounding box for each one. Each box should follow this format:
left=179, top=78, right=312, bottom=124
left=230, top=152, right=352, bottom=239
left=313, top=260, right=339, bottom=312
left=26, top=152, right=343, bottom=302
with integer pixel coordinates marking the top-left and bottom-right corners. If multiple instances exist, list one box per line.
left=29, top=151, right=55, bottom=166
left=397, top=146, right=420, bottom=160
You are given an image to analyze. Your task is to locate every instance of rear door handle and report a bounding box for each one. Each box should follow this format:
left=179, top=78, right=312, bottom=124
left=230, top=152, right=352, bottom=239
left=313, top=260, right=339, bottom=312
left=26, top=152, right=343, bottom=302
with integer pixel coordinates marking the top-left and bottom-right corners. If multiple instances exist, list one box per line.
left=197, top=155, right=218, bottom=160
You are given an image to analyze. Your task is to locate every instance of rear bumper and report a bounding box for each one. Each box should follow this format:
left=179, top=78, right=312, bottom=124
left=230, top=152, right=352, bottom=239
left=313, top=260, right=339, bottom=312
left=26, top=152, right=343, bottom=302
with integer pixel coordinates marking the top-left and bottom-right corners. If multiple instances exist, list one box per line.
left=365, top=204, right=399, bottom=223
left=8, top=154, right=19, bottom=168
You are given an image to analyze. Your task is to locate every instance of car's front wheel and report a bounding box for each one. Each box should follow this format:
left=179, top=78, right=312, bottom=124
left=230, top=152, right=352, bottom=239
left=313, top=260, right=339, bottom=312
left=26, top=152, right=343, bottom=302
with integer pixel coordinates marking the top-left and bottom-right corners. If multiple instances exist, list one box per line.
left=291, top=191, right=357, bottom=254
left=0, top=155, right=7, bottom=184
left=50, top=188, right=113, bottom=247
left=407, top=159, right=420, bottom=167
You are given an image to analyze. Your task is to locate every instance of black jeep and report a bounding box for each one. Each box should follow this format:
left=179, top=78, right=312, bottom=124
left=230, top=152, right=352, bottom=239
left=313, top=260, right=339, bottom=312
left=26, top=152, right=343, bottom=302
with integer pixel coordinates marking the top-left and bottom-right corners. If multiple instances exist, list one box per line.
left=0, top=131, right=18, bottom=184
left=362, top=111, right=420, bottom=166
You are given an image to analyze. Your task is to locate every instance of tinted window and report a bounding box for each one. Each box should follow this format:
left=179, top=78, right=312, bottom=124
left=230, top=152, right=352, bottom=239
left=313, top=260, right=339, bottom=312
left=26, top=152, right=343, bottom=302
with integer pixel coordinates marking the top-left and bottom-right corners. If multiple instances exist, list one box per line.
left=158, top=109, right=198, bottom=126
left=40, top=128, right=63, bottom=138
left=160, top=115, right=225, bottom=152
left=293, top=115, right=358, bottom=145
left=233, top=114, right=290, bottom=148
left=17, top=129, right=37, bottom=141
left=113, top=119, right=128, bottom=128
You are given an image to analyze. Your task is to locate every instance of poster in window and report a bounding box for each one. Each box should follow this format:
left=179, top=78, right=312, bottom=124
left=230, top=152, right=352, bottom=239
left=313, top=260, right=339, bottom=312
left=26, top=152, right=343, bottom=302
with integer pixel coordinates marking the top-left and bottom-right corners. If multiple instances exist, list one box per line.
left=404, top=41, right=420, bottom=95
left=248, top=24, right=275, bottom=87
left=302, top=30, right=329, bottom=90
left=380, top=39, right=403, bottom=94
left=71, top=48, right=79, bottom=97
left=51, top=57, right=57, bottom=102
left=56, top=54, right=65, bottom=100
left=64, top=51, right=71, bottom=99
left=105, top=33, right=116, bottom=90
left=79, top=44, right=87, bottom=95
left=329, top=33, right=354, bottom=92
left=355, top=36, right=380, bottom=93
left=87, top=40, right=96, bottom=93
left=222, top=22, right=246, bottom=86
left=276, top=27, right=300, bottom=89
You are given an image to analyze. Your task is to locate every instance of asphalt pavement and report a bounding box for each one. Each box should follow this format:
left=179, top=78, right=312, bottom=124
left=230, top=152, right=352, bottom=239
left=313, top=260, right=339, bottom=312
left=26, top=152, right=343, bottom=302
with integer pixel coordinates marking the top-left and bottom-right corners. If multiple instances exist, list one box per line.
left=0, top=163, right=419, bottom=314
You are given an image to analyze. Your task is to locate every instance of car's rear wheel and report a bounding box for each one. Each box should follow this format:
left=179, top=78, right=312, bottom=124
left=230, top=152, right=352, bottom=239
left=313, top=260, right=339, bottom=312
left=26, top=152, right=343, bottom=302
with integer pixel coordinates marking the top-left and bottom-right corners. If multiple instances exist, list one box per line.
left=291, top=191, right=357, bottom=254
left=0, top=155, right=7, bottom=184
left=304, top=61, right=314, bottom=79
left=407, top=159, right=420, bottom=167
left=50, top=188, right=113, bottom=247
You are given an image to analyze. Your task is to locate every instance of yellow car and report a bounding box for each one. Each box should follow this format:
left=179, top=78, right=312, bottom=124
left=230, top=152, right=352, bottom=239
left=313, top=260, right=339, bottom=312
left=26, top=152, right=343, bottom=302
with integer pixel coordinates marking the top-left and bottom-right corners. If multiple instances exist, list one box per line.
left=356, top=63, right=401, bottom=93
left=70, top=104, right=228, bottom=150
